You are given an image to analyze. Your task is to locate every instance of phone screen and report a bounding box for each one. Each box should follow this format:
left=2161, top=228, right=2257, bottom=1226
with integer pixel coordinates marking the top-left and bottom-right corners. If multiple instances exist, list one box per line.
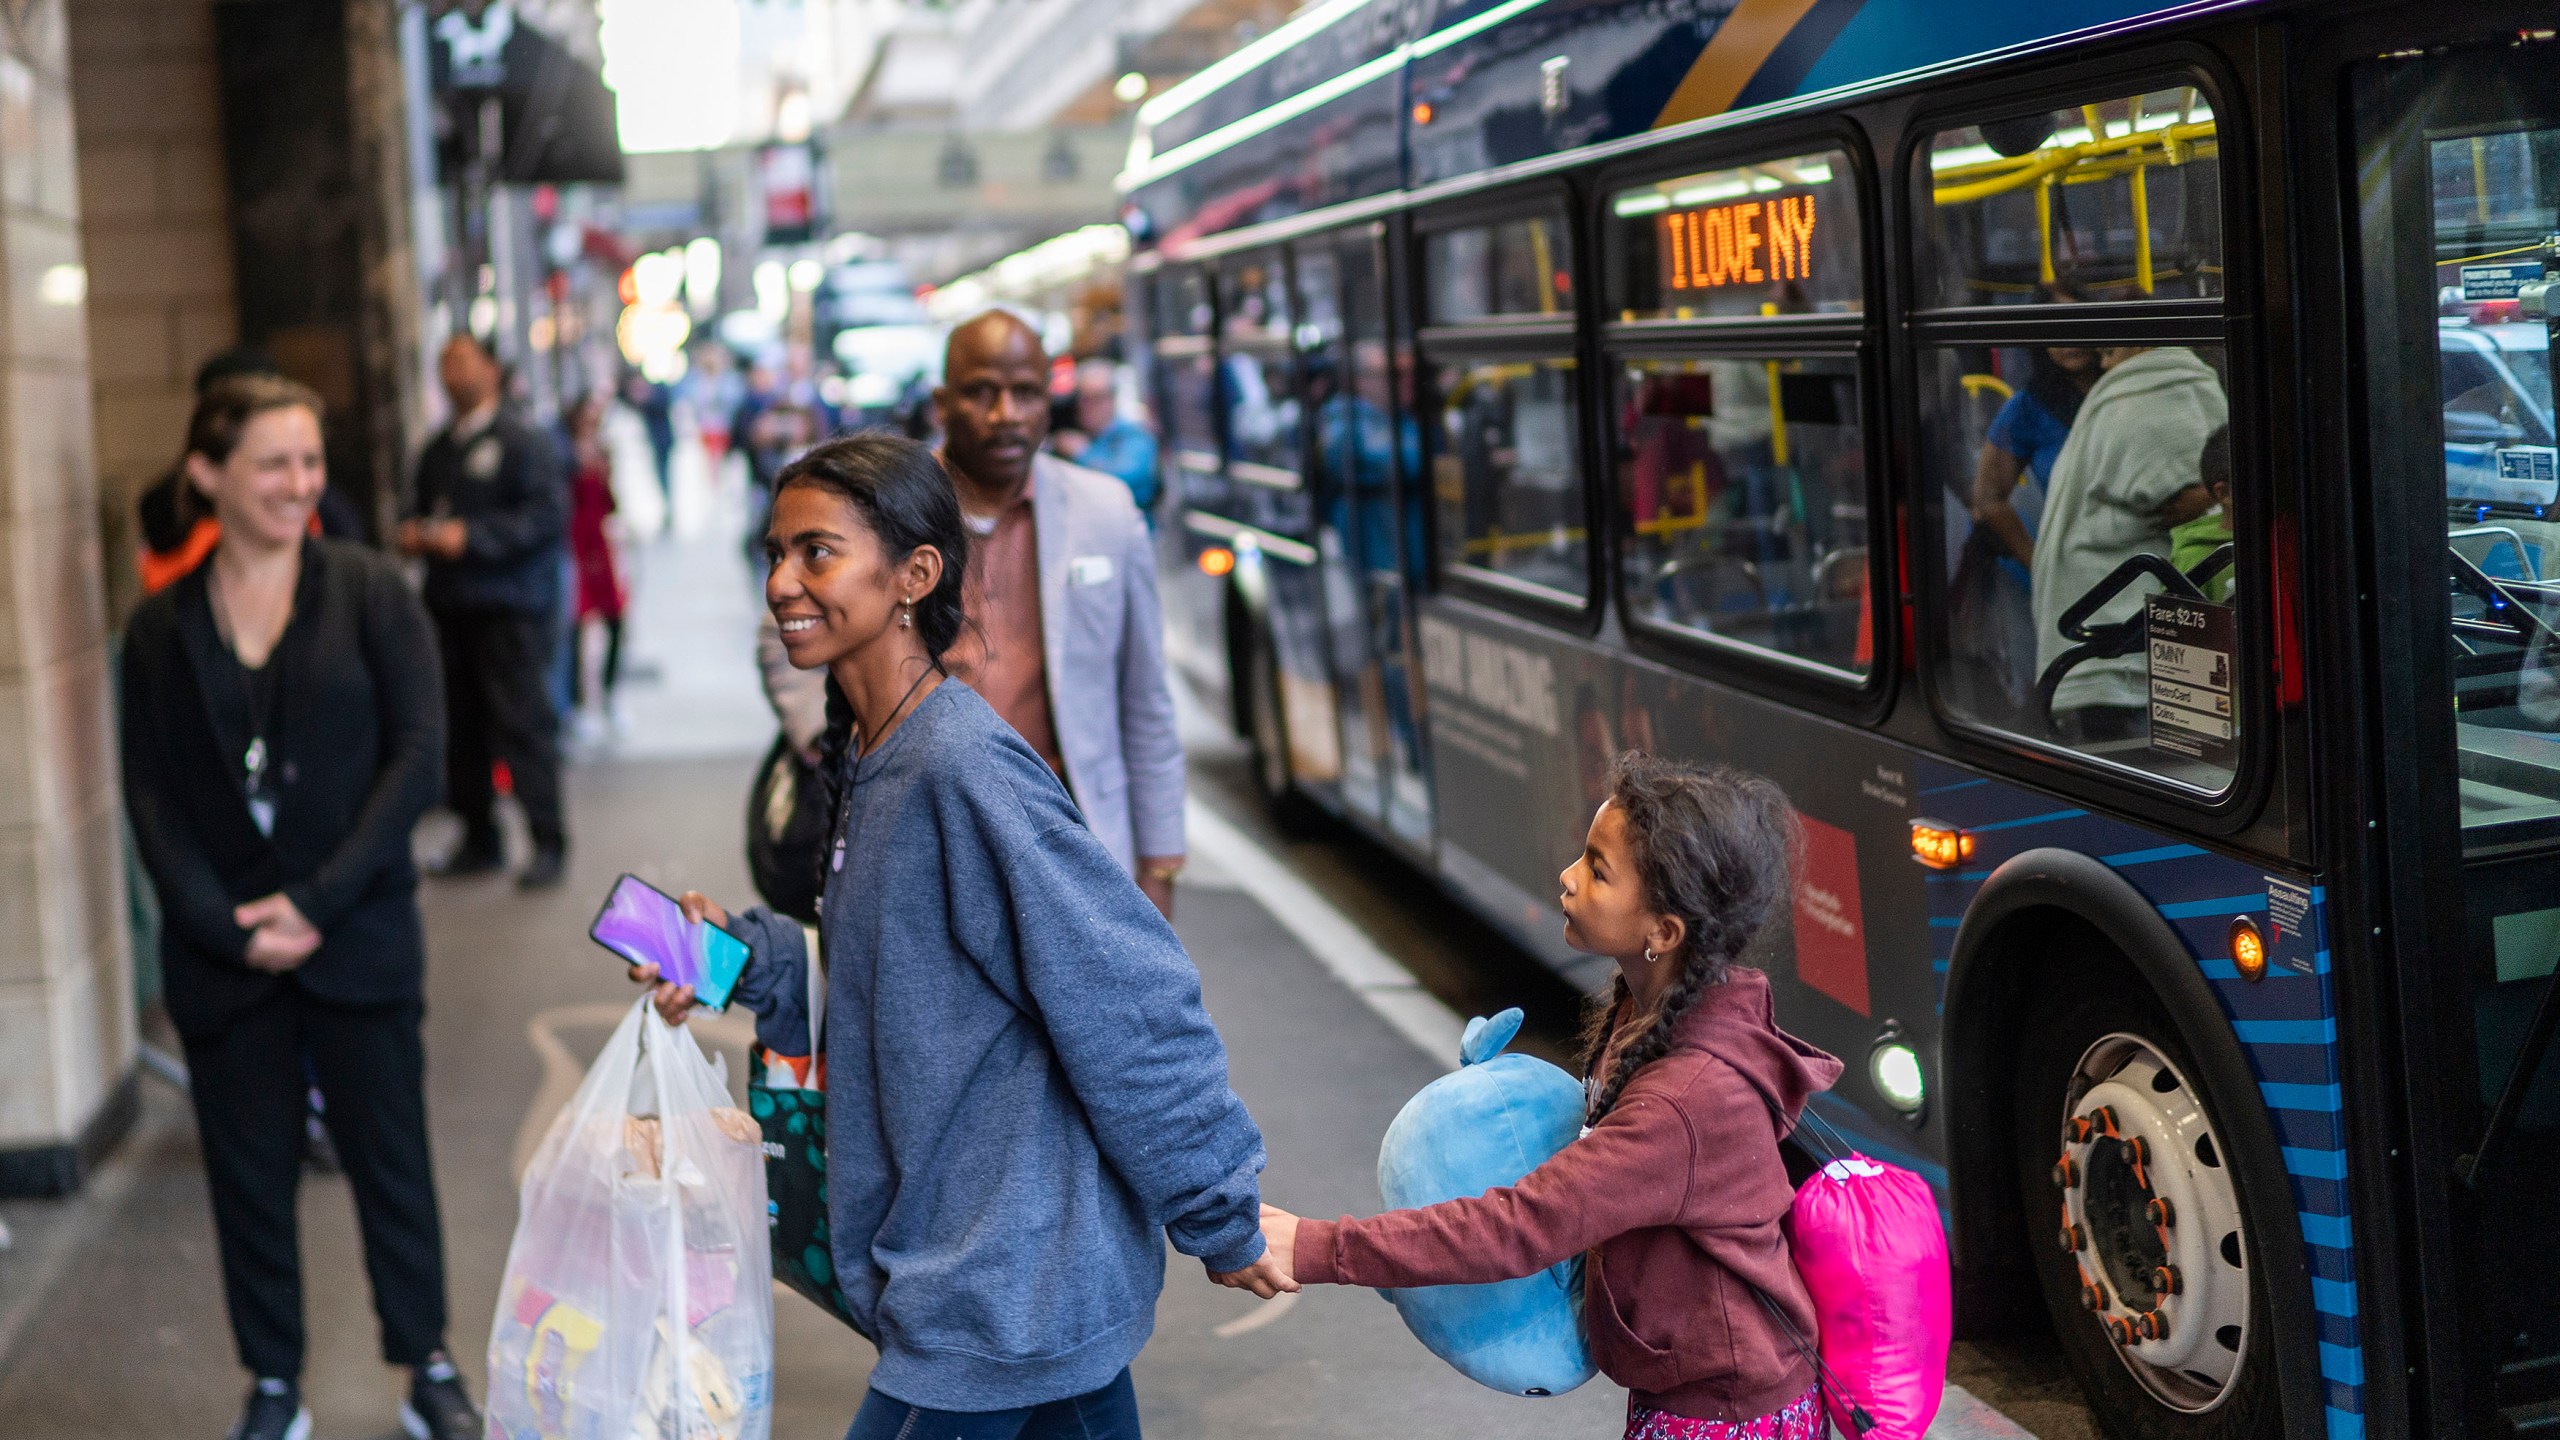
left=591, top=874, right=750, bottom=1012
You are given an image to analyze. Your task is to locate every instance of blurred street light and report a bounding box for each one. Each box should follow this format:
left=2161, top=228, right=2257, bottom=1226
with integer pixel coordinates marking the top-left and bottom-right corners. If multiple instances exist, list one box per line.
left=1114, top=71, right=1149, bottom=104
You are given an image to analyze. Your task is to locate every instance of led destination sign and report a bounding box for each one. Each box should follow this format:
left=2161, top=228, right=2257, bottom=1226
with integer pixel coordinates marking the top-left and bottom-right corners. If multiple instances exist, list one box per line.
left=1659, top=194, right=1820, bottom=292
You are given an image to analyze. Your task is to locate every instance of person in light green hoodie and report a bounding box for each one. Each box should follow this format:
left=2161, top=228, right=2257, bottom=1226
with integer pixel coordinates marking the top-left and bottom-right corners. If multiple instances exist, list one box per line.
left=2168, top=423, right=2236, bottom=604
left=2030, top=346, right=2228, bottom=743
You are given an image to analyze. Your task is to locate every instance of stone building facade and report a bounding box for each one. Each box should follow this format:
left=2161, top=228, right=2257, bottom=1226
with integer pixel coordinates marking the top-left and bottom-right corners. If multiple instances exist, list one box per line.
left=0, top=0, right=423, bottom=1195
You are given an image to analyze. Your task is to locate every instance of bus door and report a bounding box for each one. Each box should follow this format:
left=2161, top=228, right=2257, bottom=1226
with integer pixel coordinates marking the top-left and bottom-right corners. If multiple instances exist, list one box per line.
left=1302, top=224, right=1433, bottom=843
left=2351, top=34, right=2560, bottom=1426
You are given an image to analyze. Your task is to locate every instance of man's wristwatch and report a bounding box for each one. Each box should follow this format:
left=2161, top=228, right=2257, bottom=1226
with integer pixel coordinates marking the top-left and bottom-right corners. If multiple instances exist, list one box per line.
left=1139, top=858, right=1186, bottom=884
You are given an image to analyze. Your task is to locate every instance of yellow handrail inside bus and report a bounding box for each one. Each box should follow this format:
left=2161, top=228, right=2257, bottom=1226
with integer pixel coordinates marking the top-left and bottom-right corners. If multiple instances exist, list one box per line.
left=1930, top=118, right=2218, bottom=206
left=1464, top=526, right=1588, bottom=556
left=1962, top=373, right=2015, bottom=401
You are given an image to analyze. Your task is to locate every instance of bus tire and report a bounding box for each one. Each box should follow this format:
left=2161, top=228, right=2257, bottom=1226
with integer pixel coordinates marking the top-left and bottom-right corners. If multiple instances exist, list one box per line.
left=1240, top=619, right=1324, bottom=836
left=2012, top=961, right=2280, bottom=1440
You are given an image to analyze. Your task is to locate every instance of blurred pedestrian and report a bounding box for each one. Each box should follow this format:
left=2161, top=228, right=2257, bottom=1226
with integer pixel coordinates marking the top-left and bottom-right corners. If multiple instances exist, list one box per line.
left=565, top=393, right=628, bottom=738
left=936, top=312, right=1188, bottom=916
left=1050, top=359, right=1161, bottom=526
left=398, top=335, right=571, bottom=889
left=635, top=432, right=1285, bottom=1438
left=621, top=368, right=675, bottom=501
left=119, top=376, right=480, bottom=1440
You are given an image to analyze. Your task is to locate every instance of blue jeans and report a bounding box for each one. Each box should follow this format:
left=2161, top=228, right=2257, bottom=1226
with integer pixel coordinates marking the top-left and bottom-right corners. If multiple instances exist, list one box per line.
left=843, top=1369, right=1140, bottom=1440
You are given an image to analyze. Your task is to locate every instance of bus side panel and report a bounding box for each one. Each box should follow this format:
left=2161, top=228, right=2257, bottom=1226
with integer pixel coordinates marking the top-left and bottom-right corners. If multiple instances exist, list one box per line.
left=1418, top=598, right=2366, bottom=1433
left=1915, top=763, right=2363, bottom=1435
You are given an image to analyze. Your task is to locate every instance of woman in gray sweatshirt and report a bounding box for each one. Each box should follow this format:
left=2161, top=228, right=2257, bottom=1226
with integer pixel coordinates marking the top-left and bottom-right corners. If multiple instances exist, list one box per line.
left=634, top=432, right=1289, bottom=1438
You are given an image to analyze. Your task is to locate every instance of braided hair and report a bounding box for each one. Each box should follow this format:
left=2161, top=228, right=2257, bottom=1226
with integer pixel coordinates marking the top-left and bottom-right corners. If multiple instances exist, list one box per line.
left=1576, top=751, right=1801, bottom=1123
left=769, top=430, right=974, bottom=900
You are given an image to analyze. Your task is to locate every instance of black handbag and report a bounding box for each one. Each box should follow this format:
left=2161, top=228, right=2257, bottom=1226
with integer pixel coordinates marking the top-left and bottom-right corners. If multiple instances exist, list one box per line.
left=745, top=733, right=826, bottom=924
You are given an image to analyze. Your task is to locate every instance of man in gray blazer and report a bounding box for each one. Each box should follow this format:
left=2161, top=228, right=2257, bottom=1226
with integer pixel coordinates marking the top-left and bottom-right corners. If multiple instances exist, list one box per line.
left=935, top=311, right=1186, bottom=916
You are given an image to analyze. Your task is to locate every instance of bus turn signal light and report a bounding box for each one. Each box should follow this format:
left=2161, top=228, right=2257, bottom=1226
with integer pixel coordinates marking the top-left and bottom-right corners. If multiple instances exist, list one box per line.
left=1198, top=546, right=1236, bottom=577
left=1909, top=820, right=1973, bottom=870
left=2229, top=917, right=2267, bottom=981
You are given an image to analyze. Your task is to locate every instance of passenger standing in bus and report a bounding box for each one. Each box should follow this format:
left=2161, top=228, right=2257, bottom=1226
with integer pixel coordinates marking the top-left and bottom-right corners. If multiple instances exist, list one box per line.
left=1952, top=341, right=2098, bottom=718
left=1255, top=753, right=1844, bottom=1440
left=2029, top=344, right=2225, bottom=743
left=935, top=311, right=1188, bottom=917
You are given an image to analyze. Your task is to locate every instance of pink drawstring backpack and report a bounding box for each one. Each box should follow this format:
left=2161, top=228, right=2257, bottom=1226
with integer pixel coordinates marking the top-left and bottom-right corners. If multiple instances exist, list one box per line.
left=1757, top=1106, right=1952, bottom=1440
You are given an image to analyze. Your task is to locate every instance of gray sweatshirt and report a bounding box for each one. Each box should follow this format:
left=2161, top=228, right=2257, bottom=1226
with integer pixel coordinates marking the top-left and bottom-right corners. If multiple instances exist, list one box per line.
left=728, top=679, right=1266, bottom=1410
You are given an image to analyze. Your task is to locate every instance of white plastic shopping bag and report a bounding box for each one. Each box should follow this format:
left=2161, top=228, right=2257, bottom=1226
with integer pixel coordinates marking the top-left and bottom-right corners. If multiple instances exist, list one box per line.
left=486, top=997, right=774, bottom=1440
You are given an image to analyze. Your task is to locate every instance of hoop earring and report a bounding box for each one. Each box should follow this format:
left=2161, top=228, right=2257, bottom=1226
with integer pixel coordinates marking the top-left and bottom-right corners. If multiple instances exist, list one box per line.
left=1643, top=947, right=1659, bottom=965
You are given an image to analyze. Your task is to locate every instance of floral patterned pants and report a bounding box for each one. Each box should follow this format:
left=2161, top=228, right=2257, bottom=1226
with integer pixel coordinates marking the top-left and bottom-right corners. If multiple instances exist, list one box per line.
left=1625, top=1386, right=1825, bottom=1440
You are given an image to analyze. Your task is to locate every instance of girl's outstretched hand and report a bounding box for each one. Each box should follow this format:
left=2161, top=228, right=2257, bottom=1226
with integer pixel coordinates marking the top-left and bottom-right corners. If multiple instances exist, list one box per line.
left=1209, top=1204, right=1302, bottom=1298
left=1203, top=1204, right=1305, bottom=1298
left=1259, top=1204, right=1301, bottom=1281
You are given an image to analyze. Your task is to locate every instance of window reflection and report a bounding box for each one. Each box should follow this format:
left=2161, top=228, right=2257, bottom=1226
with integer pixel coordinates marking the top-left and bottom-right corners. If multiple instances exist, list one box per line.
left=1221, top=257, right=1301, bottom=481
left=1616, top=356, right=1869, bottom=673
left=1427, top=217, right=1572, bottom=323
left=1433, top=357, right=1584, bottom=597
left=2422, top=126, right=2560, bottom=840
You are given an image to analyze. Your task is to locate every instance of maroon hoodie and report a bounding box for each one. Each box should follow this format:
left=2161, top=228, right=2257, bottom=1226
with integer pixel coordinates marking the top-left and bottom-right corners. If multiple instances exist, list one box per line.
left=1294, top=969, right=1845, bottom=1421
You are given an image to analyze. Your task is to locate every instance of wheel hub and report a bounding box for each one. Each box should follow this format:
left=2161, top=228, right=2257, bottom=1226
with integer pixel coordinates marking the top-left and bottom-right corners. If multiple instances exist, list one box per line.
left=2054, top=1033, right=2250, bottom=1413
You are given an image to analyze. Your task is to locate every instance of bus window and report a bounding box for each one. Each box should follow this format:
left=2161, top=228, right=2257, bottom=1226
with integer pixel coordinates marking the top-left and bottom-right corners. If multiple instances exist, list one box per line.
left=1917, top=86, right=2223, bottom=310
left=1220, top=255, right=1302, bottom=485
left=1433, top=357, right=1583, bottom=598
left=1426, top=216, right=1571, bottom=323
left=1615, top=355, right=1869, bottom=674
left=1926, top=342, right=2236, bottom=786
left=1610, top=149, right=1862, bottom=320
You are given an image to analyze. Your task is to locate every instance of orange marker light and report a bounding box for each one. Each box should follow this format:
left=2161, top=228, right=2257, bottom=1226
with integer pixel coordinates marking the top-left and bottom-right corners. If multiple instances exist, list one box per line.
left=1198, top=546, right=1236, bottom=578
left=2229, top=917, right=2267, bottom=981
left=1412, top=102, right=1435, bottom=126
left=1909, top=819, right=1973, bottom=870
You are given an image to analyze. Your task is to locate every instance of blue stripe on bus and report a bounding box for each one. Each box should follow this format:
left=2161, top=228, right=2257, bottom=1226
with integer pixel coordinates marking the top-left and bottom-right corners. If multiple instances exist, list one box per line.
left=2199, top=959, right=2239, bottom=980
left=2327, top=1407, right=2367, bottom=1440
left=2101, top=843, right=2207, bottom=866
left=2284, top=1147, right=2350, bottom=1180
left=1968, top=808, right=2089, bottom=832
left=1920, top=779, right=1988, bottom=795
left=2320, top=1342, right=2366, bottom=1385
left=2235, top=1018, right=2338, bottom=1044
left=2159, top=893, right=2264, bottom=919
left=2301, top=1212, right=2353, bottom=1248
left=2313, top=1277, right=2359, bottom=1317
left=1929, top=916, right=1963, bottom=928
left=2263, top=1081, right=2344, bottom=1112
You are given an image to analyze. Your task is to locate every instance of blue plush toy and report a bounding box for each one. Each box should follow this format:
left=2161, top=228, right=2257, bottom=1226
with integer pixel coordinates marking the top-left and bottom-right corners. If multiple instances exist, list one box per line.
left=1374, top=1007, right=1596, bottom=1397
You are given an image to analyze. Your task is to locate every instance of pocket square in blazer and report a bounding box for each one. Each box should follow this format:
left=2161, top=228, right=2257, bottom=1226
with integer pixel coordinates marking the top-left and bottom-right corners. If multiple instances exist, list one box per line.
left=1068, top=555, right=1117, bottom=586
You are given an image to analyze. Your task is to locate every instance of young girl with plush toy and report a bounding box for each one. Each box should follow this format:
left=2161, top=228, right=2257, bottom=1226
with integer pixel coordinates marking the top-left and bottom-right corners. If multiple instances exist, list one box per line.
left=1261, top=752, right=1844, bottom=1440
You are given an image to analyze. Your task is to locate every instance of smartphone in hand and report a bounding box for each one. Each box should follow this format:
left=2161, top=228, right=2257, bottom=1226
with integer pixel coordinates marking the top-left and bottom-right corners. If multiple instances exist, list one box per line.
left=591, top=874, right=750, bottom=1012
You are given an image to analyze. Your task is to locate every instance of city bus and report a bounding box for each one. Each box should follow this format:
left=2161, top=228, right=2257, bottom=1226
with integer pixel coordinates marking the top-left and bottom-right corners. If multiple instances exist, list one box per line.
left=1114, top=0, right=2560, bottom=1434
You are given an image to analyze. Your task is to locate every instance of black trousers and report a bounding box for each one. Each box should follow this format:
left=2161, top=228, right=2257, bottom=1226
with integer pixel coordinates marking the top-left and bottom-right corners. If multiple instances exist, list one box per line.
left=436, top=608, right=565, bottom=854
left=183, top=985, right=449, bottom=1379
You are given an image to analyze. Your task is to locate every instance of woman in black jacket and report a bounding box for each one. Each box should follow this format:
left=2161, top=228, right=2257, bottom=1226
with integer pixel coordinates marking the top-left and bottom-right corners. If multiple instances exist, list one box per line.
left=120, top=376, right=480, bottom=1440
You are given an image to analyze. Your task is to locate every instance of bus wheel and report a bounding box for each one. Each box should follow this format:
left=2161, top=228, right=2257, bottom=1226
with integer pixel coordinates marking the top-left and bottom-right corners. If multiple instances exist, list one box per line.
left=1241, top=621, right=1322, bottom=835
left=2013, top=966, right=2279, bottom=1439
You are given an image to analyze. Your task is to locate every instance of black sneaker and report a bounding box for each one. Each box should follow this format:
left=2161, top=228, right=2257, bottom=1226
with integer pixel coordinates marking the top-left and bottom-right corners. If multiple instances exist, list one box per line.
left=400, top=1356, right=480, bottom=1440
left=431, top=842, right=504, bottom=878
left=516, top=848, right=567, bottom=891
left=226, top=1378, right=309, bottom=1440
